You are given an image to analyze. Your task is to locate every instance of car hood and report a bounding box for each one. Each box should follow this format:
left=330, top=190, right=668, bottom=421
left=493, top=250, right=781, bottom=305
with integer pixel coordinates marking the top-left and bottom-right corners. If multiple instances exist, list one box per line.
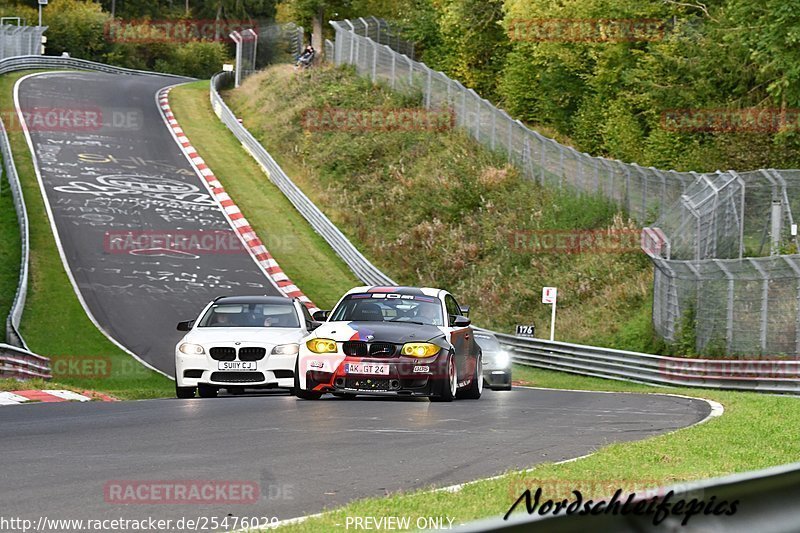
left=181, top=327, right=304, bottom=346
left=313, top=321, right=445, bottom=343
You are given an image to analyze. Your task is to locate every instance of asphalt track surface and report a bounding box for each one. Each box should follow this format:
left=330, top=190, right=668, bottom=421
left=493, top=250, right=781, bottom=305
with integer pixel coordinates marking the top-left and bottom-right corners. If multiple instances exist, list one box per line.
left=7, top=70, right=712, bottom=530
left=16, top=71, right=280, bottom=375
left=0, top=388, right=711, bottom=527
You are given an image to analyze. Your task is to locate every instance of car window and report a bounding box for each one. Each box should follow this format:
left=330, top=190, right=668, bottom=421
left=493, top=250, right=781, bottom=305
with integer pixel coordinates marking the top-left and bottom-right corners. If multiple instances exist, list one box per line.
left=330, top=293, right=444, bottom=326
left=197, top=303, right=300, bottom=328
left=474, top=334, right=500, bottom=351
left=300, top=303, right=314, bottom=323
left=445, top=294, right=461, bottom=324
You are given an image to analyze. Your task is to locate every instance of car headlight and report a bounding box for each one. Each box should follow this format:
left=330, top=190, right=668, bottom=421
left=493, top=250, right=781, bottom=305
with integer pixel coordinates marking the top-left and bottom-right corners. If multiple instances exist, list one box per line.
left=495, top=350, right=510, bottom=368
left=401, top=342, right=441, bottom=358
left=178, top=343, right=205, bottom=355
left=306, top=338, right=337, bottom=354
left=272, top=343, right=300, bottom=355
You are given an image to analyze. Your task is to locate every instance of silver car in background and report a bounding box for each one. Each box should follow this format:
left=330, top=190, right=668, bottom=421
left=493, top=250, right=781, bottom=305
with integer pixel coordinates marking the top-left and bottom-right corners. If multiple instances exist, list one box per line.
left=474, top=331, right=512, bottom=390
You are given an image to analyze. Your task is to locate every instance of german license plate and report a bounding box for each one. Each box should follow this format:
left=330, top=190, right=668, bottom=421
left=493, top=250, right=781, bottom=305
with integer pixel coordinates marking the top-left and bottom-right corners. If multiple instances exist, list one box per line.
left=344, top=363, right=389, bottom=375
left=218, top=361, right=257, bottom=371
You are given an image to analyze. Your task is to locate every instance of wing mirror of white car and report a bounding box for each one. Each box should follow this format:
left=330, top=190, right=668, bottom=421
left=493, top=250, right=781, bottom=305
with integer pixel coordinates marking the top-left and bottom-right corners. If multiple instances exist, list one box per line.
left=451, top=315, right=471, bottom=328
left=307, top=320, right=322, bottom=331
left=177, top=320, right=195, bottom=332
left=312, top=310, right=330, bottom=322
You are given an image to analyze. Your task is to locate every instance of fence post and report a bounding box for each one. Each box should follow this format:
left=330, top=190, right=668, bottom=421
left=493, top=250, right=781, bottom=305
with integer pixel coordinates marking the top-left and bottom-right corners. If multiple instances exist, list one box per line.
left=371, top=39, right=378, bottom=82
left=425, top=67, right=432, bottom=109
left=748, top=258, right=770, bottom=354
left=390, top=51, right=396, bottom=89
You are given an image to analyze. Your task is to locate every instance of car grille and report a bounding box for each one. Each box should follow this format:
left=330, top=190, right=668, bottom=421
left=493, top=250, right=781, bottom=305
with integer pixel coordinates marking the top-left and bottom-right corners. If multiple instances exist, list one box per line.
left=369, top=342, right=396, bottom=357
left=209, top=347, right=236, bottom=361
left=210, top=372, right=265, bottom=383
left=343, top=341, right=368, bottom=357
left=345, top=377, right=393, bottom=390
left=238, top=347, right=266, bottom=361
left=343, top=341, right=398, bottom=358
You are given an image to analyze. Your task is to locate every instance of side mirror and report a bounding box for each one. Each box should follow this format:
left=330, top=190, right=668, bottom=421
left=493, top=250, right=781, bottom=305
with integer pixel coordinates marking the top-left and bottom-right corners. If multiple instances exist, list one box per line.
left=312, top=310, right=330, bottom=322
left=459, top=305, right=471, bottom=317
left=177, top=320, right=194, bottom=332
left=451, top=315, right=471, bottom=328
left=307, top=320, right=322, bottom=331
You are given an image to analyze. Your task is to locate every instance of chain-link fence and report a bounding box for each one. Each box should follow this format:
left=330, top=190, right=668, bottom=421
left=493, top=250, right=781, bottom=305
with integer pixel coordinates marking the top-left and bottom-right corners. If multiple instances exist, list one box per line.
left=255, top=22, right=304, bottom=68
left=329, top=18, right=800, bottom=357
left=0, top=24, right=46, bottom=59
left=230, top=28, right=257, bottom=87
left=330, top=19, right=690, bottom=224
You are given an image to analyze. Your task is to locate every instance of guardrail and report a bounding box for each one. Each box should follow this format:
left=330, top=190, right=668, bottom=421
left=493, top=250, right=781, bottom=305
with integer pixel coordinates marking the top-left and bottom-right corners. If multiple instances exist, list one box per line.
left=0, top=54, right=187, bottom=373
left=209, top=68, right=800, bottom=396
left=490, top=331, right=800, bottom=394
left=453, top=460, right=800, bottom=532
left=210, top=71, right=395, bottom=287
left=1, top=112, right=28, bottom=349
left=0, top=343, right=50, bottom=379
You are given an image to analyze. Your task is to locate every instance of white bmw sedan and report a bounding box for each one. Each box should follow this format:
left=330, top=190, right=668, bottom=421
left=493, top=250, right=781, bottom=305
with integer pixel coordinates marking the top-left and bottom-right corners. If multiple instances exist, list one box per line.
left=174, top=296, right=319, bottom=398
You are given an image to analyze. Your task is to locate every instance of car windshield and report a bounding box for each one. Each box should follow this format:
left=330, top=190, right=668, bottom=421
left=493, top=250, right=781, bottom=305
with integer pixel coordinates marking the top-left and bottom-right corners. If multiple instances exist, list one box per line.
left=197, top=302, right=300, bottom=328
left=330, top=293, right=444, bottom=326
left=474, top=334, right=501, bottom=351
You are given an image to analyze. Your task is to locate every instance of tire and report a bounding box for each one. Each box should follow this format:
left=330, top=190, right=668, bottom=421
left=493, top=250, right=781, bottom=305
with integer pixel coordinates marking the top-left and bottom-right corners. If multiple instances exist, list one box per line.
left=198, top=383, right=218, bottom=398
left=429, top=353, right=457, bottom=402
left=293, top=360, right=323, bottom=400
left=175, top=384, right=195, bottom=399
left=457, top=354, right=483, bottom=399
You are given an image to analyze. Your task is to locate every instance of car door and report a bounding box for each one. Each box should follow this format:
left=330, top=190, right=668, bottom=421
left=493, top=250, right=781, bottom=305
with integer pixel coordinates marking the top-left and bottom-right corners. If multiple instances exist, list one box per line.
left=444, top=293, right=471, bottom=381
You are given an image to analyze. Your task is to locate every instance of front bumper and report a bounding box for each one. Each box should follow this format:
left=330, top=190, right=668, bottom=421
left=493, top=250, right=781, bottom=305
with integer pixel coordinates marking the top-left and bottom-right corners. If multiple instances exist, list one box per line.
left=298, top=351, right=449, bottom=396
left=175, top=351, right=296, bottom=389
left=483, top=367, right=512, bottom=388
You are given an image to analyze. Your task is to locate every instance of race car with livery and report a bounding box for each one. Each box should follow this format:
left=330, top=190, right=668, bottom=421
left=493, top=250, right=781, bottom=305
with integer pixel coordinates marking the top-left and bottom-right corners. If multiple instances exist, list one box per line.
left=174, top=295, right=320, bottom=398
left=294, top=286, right=482, bottom=401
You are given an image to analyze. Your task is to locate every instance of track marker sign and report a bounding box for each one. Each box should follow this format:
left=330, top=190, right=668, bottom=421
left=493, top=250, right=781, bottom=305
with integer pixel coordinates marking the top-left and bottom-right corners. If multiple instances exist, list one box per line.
left=542, top=287, right=558, bottom=341
left=516, top=325, right=535, bottom=337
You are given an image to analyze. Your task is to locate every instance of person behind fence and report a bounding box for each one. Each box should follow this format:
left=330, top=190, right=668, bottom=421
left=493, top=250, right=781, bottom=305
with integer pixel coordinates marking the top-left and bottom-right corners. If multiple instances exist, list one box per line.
left=295, top=45, right=315, bottom=68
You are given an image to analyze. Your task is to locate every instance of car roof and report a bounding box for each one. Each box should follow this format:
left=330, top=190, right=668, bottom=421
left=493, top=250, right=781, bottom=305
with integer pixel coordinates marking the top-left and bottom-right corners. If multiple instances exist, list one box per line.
left=345, top=286, right=443, bottom=298
left=213, top=295, right=294, bottom=305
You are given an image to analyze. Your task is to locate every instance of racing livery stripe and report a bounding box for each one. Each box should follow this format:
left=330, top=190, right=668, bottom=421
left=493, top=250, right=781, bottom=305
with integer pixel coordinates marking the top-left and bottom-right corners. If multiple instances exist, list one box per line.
left=157, top=88, right=320, bottom=313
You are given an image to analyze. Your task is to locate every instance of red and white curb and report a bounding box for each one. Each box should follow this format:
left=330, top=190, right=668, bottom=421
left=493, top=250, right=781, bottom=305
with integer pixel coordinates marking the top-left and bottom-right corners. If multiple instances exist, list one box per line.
left=157, top=87, right=319, bottom=313
left=0, top=390, right=117, bottom=406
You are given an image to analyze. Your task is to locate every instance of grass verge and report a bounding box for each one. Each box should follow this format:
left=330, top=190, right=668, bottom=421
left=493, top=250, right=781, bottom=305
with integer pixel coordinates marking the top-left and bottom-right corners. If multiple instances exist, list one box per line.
left=274, top=366, right=798, bottom=531
left=0, top=71, right=171, bottom=400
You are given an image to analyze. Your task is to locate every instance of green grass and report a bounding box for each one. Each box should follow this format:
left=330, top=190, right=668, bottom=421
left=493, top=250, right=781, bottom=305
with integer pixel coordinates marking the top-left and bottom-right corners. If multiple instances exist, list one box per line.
left=0, top=148, right=22, bottom=329
left=0, top=71, right=172, bottom=400
left=169, top=81, right=360, bottom=309
left=224, top=64, right=660, bottom=354
left=272, top=366, right=799, bottom=531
